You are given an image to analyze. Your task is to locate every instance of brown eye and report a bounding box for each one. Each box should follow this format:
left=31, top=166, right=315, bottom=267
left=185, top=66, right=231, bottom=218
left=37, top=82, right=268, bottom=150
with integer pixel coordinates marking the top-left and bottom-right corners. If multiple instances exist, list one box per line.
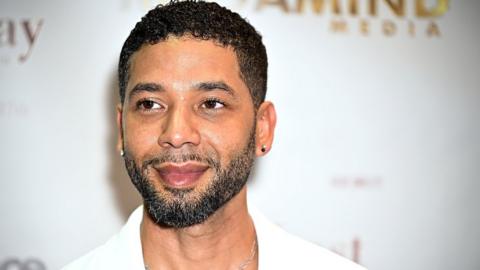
left=137, top=100, right=162, bottom=111
left=201, top=99, right=225, bottom=110
left=142, top=100, right=154, bottom=109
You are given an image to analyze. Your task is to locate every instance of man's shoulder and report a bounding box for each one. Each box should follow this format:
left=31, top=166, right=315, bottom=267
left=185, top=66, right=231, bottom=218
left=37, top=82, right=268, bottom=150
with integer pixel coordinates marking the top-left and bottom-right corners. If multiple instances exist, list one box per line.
left=63, top=205, right=366, bottom=270
left=251, top=207, right=366, bottom=270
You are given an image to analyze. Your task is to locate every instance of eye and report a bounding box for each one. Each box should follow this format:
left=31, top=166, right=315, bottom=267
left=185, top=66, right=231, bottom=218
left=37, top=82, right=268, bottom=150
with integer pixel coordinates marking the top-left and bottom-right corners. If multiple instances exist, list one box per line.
left=201, top=98, right=225, bottom=110
left=136, top=99, right=163, bottom=111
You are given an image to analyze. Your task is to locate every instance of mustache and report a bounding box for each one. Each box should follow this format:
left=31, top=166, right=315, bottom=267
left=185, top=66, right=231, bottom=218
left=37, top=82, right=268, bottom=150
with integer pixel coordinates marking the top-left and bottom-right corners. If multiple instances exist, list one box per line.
left=140, top=151, right=220, bottom=171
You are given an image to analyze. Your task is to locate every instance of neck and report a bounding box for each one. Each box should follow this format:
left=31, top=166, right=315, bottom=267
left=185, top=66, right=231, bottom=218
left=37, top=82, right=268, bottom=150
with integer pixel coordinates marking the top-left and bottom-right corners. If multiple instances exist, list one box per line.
left=140, top=187, right=258, bottom=270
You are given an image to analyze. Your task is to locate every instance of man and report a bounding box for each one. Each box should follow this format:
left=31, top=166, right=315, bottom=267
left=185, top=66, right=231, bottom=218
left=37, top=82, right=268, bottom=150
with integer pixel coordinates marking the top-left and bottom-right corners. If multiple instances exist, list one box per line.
left=63, top=1, right=366, bottom=269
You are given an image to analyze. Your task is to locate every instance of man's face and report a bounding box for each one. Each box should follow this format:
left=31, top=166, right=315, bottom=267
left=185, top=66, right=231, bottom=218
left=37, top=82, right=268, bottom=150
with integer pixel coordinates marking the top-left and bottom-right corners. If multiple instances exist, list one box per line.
left=118, top=37, right=257, bottom=227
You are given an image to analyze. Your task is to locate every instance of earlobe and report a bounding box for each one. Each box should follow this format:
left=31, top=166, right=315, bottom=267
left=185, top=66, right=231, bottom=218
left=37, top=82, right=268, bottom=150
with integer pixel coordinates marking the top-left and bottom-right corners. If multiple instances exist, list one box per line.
left=255, top=101, right=277, bottom=157
left=261, top=144, right=267, bottom=153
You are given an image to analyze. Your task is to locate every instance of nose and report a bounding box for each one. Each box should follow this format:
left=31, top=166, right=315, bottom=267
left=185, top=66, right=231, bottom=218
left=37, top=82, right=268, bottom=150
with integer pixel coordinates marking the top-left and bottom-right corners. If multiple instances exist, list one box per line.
left=158, top=104, right=200, bottom=149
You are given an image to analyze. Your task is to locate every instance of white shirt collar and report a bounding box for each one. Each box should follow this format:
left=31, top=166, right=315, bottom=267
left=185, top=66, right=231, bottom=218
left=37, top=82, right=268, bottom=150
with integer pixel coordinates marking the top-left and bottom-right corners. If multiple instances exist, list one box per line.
left=121, top=205, right=276, bottom=269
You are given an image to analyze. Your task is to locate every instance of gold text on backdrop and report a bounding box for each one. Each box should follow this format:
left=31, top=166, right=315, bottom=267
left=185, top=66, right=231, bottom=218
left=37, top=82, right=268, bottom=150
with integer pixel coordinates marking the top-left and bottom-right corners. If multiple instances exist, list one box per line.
left=255, top=0, right=448, bottom=37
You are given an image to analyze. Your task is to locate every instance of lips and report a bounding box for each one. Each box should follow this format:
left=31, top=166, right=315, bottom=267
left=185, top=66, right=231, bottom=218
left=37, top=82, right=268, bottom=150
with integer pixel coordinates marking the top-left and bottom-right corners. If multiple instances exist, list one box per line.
left=155, top=163, right=209, bottom=188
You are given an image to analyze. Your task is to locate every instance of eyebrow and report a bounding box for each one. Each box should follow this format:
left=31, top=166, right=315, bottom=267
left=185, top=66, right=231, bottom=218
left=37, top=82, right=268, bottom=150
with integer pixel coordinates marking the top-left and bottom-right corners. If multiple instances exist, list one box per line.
left=128, top=81, right=235, bottom=100
left=194, top=81, right=235, bottom=96
left=128, top=83, right=165, bottom=100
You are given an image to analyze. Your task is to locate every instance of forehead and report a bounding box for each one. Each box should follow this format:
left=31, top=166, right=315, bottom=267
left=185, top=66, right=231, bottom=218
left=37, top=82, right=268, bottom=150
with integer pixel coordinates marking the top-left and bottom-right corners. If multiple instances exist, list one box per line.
left=127, top=37, right=246, bottom=93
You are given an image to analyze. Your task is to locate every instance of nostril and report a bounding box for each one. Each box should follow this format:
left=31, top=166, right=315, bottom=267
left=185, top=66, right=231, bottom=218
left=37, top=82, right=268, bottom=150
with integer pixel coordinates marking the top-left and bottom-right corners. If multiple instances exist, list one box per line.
left=158, top=129, right=201, bottom=149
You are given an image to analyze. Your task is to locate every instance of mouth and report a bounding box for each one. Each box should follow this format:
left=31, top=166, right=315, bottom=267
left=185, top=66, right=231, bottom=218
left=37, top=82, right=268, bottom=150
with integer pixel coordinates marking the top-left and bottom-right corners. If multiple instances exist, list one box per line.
left=154, top=162, right=209, bottom=188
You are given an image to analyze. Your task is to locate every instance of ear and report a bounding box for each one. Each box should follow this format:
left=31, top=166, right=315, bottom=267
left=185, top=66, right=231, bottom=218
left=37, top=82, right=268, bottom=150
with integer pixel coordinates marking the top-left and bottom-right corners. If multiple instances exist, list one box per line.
left=255, top=101, right=277, bottom=156
left=116, top=103, right=124, bottom=154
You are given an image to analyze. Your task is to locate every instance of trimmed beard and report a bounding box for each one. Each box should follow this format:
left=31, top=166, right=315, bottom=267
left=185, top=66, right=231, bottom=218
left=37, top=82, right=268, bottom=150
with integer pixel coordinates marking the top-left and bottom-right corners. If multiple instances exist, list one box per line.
left=123, top=130, right=256, bottom=228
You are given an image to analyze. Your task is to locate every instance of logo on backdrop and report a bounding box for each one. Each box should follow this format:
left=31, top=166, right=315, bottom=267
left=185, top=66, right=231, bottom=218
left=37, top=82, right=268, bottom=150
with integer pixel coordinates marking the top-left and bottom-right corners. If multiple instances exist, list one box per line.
left=0, top=258, right=46, bottom=270
left=0, top=18, right=44, bottom=64
left=331, top=175, right=383, bottom=189
left=129, top=0, right=448, bottom=38
left=330, top=237, right=362, bottom=264
left=0, top=101, right=29, bottom=118
left=247, top=0, right=448, bottom=37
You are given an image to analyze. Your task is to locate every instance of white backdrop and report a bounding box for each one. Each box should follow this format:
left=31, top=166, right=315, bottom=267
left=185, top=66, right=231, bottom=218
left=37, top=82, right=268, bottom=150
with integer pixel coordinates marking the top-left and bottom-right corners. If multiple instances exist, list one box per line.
left=1, top=0, right=479, bottom=269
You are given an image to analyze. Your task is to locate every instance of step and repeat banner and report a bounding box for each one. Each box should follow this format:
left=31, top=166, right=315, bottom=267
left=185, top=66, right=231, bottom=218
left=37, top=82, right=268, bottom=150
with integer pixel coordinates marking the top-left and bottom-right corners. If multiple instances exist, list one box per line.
left=1, top=0, right=479, bottom=269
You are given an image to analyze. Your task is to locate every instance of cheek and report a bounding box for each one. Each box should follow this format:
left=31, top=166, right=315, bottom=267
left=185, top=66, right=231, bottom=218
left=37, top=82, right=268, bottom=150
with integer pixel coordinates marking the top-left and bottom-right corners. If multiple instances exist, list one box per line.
left=200, top=119, right=253, bottom=161
left=201, top=129, right=230, bottom=166
left=204, top=128, right=223, bottom=147
left=124, top=121, right=159, bottom=154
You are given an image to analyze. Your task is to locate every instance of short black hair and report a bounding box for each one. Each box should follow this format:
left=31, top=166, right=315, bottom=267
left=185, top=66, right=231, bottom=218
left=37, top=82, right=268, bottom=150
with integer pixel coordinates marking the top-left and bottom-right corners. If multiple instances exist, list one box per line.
left=118, top=0, right=268, bottom=108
